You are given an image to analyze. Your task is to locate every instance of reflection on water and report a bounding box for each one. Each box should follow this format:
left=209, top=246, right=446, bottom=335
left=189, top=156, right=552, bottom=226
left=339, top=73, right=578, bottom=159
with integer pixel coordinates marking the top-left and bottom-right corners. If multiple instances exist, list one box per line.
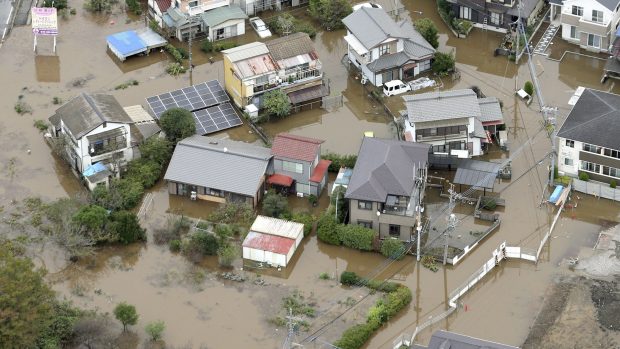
left=35, top=55, right=60, bottom=82
left=107, top=48, right=169, bottom=74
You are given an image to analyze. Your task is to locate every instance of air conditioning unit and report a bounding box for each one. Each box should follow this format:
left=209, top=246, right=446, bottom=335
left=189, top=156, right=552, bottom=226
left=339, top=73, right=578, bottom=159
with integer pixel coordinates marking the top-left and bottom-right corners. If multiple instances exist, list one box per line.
left=296, top=192, right=304, bottom=198
left=190, top=191, right=197, bottom=200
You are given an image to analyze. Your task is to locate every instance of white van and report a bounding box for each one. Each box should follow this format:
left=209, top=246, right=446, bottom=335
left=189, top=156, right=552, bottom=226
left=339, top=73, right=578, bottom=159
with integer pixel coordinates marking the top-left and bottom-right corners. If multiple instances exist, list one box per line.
left=383, top=80, right=411, bottom=96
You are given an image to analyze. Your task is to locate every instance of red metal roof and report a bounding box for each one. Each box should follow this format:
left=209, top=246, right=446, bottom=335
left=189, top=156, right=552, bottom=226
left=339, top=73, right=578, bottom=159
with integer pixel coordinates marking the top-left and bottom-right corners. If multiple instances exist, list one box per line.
left=155, top=0, right=171, bottom=12
left=268, top=173, right=294, bottom=187
left=271, top=133, right=324, bottom=162
left=242, top=231, right=295, bottom=255
left=309, top=159, right=331, bottom=183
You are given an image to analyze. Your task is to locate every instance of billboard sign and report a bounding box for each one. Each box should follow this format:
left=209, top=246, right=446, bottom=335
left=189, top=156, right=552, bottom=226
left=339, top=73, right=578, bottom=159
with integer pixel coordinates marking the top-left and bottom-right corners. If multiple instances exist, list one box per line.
left=32, top=7, right=58, bottom=35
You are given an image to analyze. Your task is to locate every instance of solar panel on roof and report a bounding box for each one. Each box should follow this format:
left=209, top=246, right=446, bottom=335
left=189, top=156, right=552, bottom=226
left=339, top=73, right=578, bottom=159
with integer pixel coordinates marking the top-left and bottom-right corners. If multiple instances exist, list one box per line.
left=190, top=102, right=243, bottom=135
left=146, top=81, right=230, bottom=118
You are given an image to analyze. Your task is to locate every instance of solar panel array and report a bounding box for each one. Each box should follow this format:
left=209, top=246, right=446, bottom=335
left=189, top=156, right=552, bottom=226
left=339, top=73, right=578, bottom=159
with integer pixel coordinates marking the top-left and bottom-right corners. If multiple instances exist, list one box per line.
left=146, top=80, right=242, bottom=135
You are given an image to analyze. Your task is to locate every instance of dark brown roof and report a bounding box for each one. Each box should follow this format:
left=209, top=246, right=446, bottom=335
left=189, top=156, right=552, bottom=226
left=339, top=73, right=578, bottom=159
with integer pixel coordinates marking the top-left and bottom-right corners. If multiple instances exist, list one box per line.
left=155, top=0, right=171, bottom=12
left=265, top=32, right=317, bottom=61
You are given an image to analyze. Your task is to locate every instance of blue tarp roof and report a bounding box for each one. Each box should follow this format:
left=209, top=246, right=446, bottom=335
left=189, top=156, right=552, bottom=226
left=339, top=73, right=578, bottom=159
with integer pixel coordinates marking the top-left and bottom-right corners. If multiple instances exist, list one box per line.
left=106, top=30, right=147, bottom=57
left=83, top=162, right=109, bottom=177
left=549, top=185, right=564, bottom=203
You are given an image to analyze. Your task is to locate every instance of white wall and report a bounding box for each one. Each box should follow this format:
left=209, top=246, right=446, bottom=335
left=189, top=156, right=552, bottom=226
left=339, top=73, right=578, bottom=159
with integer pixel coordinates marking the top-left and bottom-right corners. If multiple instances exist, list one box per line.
left=563, top=0, right=614, bottom=24
left=208, top=19, right=246, bottom=41
left=70, top=122, right=133, bottom=172
left=243, top=246, right=289, bottom=267
left=557, top=137, right=581, bottom=176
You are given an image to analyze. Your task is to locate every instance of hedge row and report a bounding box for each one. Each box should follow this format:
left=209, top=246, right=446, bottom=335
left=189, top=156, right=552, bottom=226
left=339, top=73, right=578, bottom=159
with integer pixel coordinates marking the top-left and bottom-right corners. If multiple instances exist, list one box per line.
left=339, top=271, right=399, bottom=293
left=334, top=273, right=412, bottom=349
left=322, top=153, right=357, bottom=172
left=317, top=214, right=375, bottom=251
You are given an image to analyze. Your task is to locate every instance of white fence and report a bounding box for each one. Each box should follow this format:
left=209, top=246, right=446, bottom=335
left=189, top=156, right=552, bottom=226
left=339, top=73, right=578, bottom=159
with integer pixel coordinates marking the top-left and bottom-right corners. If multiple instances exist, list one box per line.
left=572, top=179, right=620, bottom=202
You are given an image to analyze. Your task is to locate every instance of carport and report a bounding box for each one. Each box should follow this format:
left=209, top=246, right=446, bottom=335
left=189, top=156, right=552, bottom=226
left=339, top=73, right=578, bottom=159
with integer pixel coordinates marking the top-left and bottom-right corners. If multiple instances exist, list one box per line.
left=453, top=159, right=501, bottom=194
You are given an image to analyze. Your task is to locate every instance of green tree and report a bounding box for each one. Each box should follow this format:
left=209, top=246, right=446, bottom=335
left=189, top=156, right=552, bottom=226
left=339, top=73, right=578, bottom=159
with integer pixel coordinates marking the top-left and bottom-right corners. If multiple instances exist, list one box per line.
left=414, top=18, right=439, bottom=49
left=84, top=0, right=112, bottom=12
left=139, top=137, right=173, bottom=167
left=145, top=320, right=165, bottom=341
left=113, top=302, right=138, bottom=332
left=380, top=239, right=405, bottom=260
left=330, top=185, right=347, bottom=223
left=217, top=244, right=237, bottom=267
left=92, top=178, right=144, bottom=211
left=183, top=231, right=219, bottom=262
left=126, top=158, right=162, bottom=188
left=72, top=205, right=109, bottom=240
left=338, top=225, right=375, bottom=251
left=309, top=0, right=352, bottom=30
left=159, top=108, right=196, bottom=143
left=109, top=211, right=146, bottom=244
left=262, top=190, right=289, bottom=218
left=263, top=90, right=291, bottom=119
left=0, top=244, right=56, bottom=347
left=43, top=0, right=68, bottom=9
left=523, top=81, right=534, bottom=96
left=432, top=52, right=455, bottom=75
left=317, top=212, right=340, bottom=245
left=36, top=301, right=82, bottom=348
left=291, top=212, right=315, bottom=236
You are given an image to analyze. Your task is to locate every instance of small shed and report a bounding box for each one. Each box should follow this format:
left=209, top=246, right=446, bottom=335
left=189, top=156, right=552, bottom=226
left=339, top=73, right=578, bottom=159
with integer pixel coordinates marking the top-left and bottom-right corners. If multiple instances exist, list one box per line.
left=106, top=28, right=167, bottom=61
left=242, top=215, right=304, bottom=268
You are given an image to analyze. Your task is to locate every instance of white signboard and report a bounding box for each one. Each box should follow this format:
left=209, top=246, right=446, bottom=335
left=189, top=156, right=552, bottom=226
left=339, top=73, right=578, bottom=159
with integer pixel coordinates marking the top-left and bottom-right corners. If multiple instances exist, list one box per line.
left=32, top=7, right=58, bottom=36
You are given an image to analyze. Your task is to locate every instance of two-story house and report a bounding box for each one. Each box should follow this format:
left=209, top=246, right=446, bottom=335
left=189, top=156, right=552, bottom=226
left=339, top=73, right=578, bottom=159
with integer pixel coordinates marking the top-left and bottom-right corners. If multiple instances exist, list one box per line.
left=342, top=7, right=435, bottom=87
left=345, top=137, right=430, bottom=241
left=269, top=133, right=331, bottom=196
left=559, top=0, right=620, bottom=53
left=403, top=89, right=503, bottom=157
left=222, top=33, right=325, bottom=109
left=450, top=0, right=545, bottom=33
left=48, top=93, right=136, bottom=190
left=557, top=88, right=620, bottom=184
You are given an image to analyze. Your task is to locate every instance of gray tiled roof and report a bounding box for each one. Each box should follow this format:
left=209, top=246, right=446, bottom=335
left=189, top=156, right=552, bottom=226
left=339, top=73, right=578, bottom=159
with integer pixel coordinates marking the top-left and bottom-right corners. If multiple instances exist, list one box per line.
left=367, top=51, right=410, bottom=72
left=598, top=0, right=620, bottom=11
left=419, top=330, right=519, bottom=349
left=164, top=135, right=272, bottom=197
left=403, top=89, right=481, bottom=124
left=49, top=93, right=133, bottom=139
left=200, top=5, right=247, bottom=27
left=472, top=118, right=486, bottom=138
left=342, top=7, right=406, bottom=50
left=265, top=32, right=316, bottom=61
left=557, top=88, right=620, bottom=150
left=398, top=20, right=435, bottom=58
left=477, top=97, right=504, bottom=123
left=345, top=137, right=430, bottom=202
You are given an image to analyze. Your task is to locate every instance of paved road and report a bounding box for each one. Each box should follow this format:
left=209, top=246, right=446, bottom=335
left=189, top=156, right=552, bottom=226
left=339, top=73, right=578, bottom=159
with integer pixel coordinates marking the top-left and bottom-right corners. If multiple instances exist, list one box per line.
left=0, top=0, right=14, bottom=41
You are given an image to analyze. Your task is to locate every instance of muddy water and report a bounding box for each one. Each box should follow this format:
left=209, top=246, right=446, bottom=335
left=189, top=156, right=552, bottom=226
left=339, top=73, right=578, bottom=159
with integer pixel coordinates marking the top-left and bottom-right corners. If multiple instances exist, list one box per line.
left=1, top=0, right=620, bottom=347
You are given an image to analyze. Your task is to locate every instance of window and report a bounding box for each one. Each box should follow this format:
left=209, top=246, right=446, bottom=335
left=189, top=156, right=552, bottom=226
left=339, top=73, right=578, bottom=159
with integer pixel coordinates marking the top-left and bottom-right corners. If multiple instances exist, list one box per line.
left=255, top=74, right=269, bottom=86
left=570, top=26, right=577, bottom=39
left=358, top=220, right=373, bottom=229
left=282, top=161, right=303, bottom=174
left=379, top=44, right=390, bottom=56
left=490, top=12, right=502, bottom=26
left=602, top=166, right=620, bottom=178
left=460, top=6, right=471, bottom=20
left=388, top=224, right=401, bottom=237
left=565, top=139, right=574, bottom=148
left=571, top=6, right=583, bottom=16
left=358, top=200, right=372, bottom=210
left=188, top=0, right=198, bottom=7
left=588, top=34, right=601, bottom=48
left=592, top=10, right=603, bottom=23
left=208, top=188, right=223, bottom=197
left=604, top=148, right=620, bottom=159
left=581, top=161, right=600, bottom=173
left=564, top=158, right=574, bottom=166
left=583, top=143, right=602, bottom=154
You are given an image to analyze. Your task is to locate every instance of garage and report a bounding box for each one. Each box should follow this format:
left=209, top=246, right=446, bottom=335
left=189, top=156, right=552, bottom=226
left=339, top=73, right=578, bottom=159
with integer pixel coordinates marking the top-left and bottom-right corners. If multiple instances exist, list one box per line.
left=242, top=216, right=304, bottom=268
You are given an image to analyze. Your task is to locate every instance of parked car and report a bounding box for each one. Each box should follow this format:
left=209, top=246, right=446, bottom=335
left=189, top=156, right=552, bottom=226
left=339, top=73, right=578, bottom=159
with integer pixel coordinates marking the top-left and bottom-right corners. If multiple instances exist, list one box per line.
left=352, top=2, right=382, bottom=11
left=383, top=80, right=411, bottom=96
left=250, top=17, right=272, bottom=39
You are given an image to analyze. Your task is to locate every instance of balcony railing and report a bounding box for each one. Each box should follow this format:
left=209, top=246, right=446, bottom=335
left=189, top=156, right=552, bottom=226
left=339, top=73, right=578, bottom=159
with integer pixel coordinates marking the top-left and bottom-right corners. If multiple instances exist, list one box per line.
left=187, top=0, right=228, bottom=15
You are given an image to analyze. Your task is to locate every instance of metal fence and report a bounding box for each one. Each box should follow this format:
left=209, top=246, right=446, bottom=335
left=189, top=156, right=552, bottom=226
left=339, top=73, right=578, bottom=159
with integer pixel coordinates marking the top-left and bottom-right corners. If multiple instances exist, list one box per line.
left=572, top=179, right=620, bottom=202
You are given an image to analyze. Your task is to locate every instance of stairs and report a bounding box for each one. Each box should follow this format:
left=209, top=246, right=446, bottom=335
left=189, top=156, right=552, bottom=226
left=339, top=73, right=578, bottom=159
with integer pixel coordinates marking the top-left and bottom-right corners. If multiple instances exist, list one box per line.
left=533, top=23, right=559, bottom=56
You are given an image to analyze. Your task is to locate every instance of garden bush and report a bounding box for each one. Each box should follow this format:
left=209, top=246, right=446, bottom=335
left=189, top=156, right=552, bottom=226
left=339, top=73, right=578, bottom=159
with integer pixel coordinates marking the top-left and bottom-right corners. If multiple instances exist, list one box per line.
left=339, top=225, right=374, bottom=251
left=322, top=153, right=357, bottom=172
left=291, top=212, right=315, bottom=236
left=108, top=210, right=146, bottom=244
left=317, top=212, right=340, bottom=245
left=340, top=271, right=360, bottom=285
left=333, top=323, right=373, bottom=349
left=182, top=231, right=218, bottom=263
left=380, top=239, right=406, bottom=260
left=611, top=180, right=617, bottom=189
left=200, top=39, right=213, bottom=53
left=579, top=172, right=590, bottom=181
left=523, top=81, right=534, bottom=96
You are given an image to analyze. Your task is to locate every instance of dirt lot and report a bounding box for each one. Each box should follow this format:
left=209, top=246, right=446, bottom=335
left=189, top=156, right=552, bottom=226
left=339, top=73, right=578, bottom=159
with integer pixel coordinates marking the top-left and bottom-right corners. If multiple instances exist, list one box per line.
left=522, top=275, right=620, bottom=349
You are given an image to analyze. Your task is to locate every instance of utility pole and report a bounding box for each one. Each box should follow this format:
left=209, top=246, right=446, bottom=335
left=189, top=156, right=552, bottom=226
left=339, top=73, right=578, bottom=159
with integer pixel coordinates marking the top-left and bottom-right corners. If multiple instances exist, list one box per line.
left=187, top=16, right=200, bottom=87
left=283, top=308, right=303, bottom=349
left=443, top=183, right=458, bottom=265
left=543, top=106, right=558, bottom=185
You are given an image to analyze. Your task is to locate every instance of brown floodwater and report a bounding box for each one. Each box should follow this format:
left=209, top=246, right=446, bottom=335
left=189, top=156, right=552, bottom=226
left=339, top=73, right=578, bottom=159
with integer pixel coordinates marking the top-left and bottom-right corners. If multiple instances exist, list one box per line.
left=1, top=0, right=620, bottom=347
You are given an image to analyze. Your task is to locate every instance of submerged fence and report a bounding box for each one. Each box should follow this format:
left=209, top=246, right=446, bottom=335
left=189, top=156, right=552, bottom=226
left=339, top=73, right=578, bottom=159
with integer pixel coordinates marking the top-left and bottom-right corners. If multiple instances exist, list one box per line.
left=572, top=179, right=620, bottom=202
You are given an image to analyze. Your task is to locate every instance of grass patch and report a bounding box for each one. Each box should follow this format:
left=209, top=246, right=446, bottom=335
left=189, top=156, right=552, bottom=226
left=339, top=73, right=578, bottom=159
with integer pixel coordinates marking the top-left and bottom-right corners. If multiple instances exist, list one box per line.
left=114, top=79, right=139, bottom=90
left=33, top=120, right=48, bottom=132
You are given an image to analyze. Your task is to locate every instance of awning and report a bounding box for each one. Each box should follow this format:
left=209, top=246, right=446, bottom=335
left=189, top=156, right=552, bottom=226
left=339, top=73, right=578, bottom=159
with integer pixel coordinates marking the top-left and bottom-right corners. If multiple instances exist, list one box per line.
left=268, top=174, right=294, bottom=187
left=86, top=127, right=125, bottom=143
left=344, top=34, right=368, bottom=55
left=453, top=159, right=501, bottom=190
left=310, top=159, right=331, bottom=183
left=288, top=85, right=329, bottom=105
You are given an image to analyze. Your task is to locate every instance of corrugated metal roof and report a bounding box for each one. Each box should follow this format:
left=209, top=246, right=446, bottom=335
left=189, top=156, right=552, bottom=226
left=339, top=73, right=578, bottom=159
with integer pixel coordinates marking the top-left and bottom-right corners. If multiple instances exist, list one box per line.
left=309, top=159, right=331, bottom=183
left=271, top=133, right=323, bottom=162
left=50, top=93, right=134, bottom=139
left=250, top=215, right=304, bottom=240
left=164, top=135, right=272, bottom=197
left=106, top=30, right=147, bottom=57
left=124, top=105, right=155, bottom=124
left=134, top=27, right=167, bottom=50
left=403, top=89, right=481, bottom=124
left=200, top=5, right=247, bottom=27
left=342, top=7, right=406, bottom=50
left=233, top=54, right=278, bottom=78
left=345, top=137, right=430, bottom=202
left=242, top=231, right=295, bottom=255
left=477, top=97, right=504, bottom=123
left=265, top=32, right=316, bottom=61
left=367, top=51, right=410, bottom=72
left=423, top=330, right=519, bottom=349
left=223, top=42, right=270, bottom=62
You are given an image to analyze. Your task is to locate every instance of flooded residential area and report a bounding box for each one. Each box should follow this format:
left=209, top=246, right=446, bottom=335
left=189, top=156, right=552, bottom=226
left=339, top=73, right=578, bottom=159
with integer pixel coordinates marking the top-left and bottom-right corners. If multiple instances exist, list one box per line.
left=2, top=0, right=620, bottom=348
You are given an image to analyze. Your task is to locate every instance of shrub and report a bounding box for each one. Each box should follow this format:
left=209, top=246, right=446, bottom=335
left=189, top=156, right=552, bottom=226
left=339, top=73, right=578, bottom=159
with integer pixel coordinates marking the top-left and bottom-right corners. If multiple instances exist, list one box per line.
left=319, top=272, right=330, bottom=280
left=579, top=172, right=590, bottom=181
left=43, top=0, right=68, bottom=9
left=92, top=178, right=144, bottom=211
left=176, top=47, right=189, bottom=59
left=383, top=286, right=412, bottom=318
left=366, top=279, right=399, bottom=293
left=114, top=302, right=138, bottom=331
left=213, top=42, right=238, bottom=52
left=317, top=213, right=340, bottom=245
left=126, top=158, right=161, bottom=188
left=330, top=185, right=347, bottom=223
left=218, top=244, right=237, bottom=267
left=262, top=190, right=289, bottom=218
left=153, top=215, right=191, bottom=244
left=72, top=204, right=109, bottom=239
left=432, top=52, right=455, bottom=75
left=611, top=180, right=617, bottom=188
left=33, top=120, right=48, bottom=132
left=413, top=18, right=439, bottom=49
left=165, top=44, right=183, bottom=63
left=480, top=198, right=497, bottom=210
left=267, top=13, right=317, bottom=38
left=263, top=89, right=291, bottom=119
left=108, top=211, right=146, bottom=244
left=84, top=0, right=113, bottom=12
left=139, top=137, right=172, bottom=167
left=380, top=239, right=406, bottom=260
left=291, top=212, right=315, bottom=236
left=52, top=96, right=63, bottom=104
left=333, top=323, right=373, bottom=349
left=169, top=239, right=182, bottom=252
left=183, top=231, right=218, bottom=262
left=523, top=81, right=534, bottom=96
left=322, top=153, right=357, bottom=172
left=145, top=320, right=165, bottom=341
left=125, top=0, right=141, bottom=14
left=200, top=39, right=213, bottom=53
left=159, top=108, right=196, bottom=144
left=166, top=62, right=186, bottom=76
left=339, top=225, right=375, bottom=251
left=308, top=0, right=352, bottom=30
left=208, top=202, right=255, bottom=226
left=340, top=271, right=360, bottom=285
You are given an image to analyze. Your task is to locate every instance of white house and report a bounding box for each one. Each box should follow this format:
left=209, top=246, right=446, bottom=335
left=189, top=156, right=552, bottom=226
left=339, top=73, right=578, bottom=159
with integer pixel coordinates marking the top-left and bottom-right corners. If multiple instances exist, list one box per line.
left=342, top=7, right=435, bottom=86
left=48, top=93, right=136, bottom=189
left=558, top=0, right=620, bottom=53
left=242, top=215, right=304, bottom=268
left=402, top=89, right=503, bottom=158
left=200, top=5, right=248, bottom=41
